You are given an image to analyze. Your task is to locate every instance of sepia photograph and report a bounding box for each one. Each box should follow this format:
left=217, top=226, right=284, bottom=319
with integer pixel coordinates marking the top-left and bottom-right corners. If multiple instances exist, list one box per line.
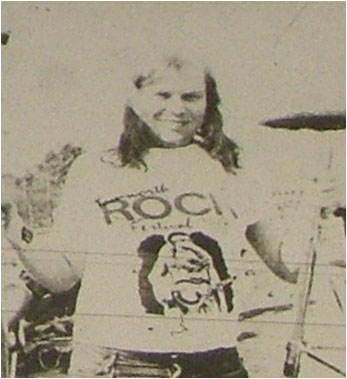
left=2, top=2, right=346, bottom=377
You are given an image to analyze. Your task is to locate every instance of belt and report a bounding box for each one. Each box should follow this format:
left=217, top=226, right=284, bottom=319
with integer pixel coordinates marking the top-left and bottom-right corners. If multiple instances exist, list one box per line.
left=111, top=347, right=248, bottom=378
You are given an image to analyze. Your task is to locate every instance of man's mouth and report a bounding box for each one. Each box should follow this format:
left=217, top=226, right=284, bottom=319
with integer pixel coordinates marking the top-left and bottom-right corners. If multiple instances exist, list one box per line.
left=159, top=119, right=191, bottom=127
left=153, top=114, right=191, bottom=126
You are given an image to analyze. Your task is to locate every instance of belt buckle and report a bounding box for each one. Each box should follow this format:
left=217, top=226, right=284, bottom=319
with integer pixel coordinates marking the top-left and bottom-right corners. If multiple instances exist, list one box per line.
left=169, top=354, right=182, bottom=378
left=169, top=362, right=182, bottom=378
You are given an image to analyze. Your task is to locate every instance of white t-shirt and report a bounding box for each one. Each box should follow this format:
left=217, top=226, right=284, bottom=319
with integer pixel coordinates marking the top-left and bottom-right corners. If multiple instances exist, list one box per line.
left=40, top=143, right=312, bottom=355
left=50, top=144, right=269, bottom=352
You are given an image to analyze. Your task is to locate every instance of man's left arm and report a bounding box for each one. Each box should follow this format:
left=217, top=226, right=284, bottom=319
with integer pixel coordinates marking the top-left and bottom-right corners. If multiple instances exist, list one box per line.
left=245, top=219, right=299, bottom=284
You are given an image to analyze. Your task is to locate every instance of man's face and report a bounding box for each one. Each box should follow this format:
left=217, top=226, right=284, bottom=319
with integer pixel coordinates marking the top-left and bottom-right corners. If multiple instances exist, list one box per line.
left=131, top=69, right=207, bottom=147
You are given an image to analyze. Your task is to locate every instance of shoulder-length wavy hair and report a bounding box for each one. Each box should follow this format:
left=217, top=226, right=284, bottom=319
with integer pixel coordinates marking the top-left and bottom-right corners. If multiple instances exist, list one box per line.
left=117, top=60, right=241, bottom=173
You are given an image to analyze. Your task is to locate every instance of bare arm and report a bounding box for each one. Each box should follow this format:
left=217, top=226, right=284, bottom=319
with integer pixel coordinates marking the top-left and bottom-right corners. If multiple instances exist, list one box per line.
left=3, top=203, right=84, bottom=293
left=244, top=187, right=319, bottom=284
left=2, top=156, right=92, bottom=294
left=245, top=220, right=299, bottom=284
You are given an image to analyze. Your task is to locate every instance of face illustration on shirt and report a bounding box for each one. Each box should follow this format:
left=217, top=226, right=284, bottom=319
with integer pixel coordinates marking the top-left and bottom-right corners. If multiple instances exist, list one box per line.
left=130, top=68, right=207, bottom=147
left=148, top=232, right=227, bottom=314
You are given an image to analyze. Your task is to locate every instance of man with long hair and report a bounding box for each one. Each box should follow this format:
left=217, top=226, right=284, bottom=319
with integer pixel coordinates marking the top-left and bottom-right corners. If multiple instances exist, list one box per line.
left=4, top=57, right=302, bottom=377
left=115, top=57, right=240, bottom=173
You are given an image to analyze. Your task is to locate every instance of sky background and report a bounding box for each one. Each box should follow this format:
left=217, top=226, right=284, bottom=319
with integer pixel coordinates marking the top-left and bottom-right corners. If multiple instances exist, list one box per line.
left=2, top=1, right=346, bottom=181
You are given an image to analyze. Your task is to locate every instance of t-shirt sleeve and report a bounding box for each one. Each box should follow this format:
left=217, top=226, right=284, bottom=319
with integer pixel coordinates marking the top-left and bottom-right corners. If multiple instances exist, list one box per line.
left=5, top=153, right=103, bottom=289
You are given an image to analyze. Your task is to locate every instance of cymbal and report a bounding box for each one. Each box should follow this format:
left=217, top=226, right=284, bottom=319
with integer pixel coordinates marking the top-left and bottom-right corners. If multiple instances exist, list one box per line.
left=261, top=113, right=345, bottom=131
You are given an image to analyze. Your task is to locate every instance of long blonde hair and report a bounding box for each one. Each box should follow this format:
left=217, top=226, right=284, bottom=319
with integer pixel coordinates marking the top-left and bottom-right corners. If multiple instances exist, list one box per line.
left=117, top=58, right=241, bottom=173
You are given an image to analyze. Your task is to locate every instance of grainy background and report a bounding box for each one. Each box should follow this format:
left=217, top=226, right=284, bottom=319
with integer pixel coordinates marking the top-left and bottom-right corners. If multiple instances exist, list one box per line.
left=2, top=2, right=345, bottom=175
left=2, top=2, right=346, bottom=378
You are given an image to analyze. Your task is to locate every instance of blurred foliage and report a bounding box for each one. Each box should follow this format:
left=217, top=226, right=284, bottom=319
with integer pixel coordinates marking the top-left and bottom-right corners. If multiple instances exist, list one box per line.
left=15, top=144, right=83, bottom=228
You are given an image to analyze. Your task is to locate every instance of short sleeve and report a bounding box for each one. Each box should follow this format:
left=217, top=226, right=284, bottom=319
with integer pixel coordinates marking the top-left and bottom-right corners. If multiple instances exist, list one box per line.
left=10, top=152, right=104, bottom=286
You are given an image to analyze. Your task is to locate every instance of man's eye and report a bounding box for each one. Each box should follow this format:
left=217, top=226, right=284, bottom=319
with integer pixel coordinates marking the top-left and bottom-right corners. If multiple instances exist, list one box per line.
left=156, top=92, right=171, bottom=99
left=181, top=93, right=204, bottom=102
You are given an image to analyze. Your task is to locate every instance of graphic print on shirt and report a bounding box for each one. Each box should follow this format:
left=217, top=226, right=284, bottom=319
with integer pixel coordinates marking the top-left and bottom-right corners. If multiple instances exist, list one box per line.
left=137, top=232, right=234, bottom=316
left=95, top=183, right=238, bottom=233
left=96, top=183, right=238, bottom=322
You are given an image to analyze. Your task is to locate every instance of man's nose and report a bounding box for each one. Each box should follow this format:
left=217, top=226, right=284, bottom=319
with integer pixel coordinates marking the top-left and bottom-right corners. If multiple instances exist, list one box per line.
left=166, top=97, right=187, bottom=117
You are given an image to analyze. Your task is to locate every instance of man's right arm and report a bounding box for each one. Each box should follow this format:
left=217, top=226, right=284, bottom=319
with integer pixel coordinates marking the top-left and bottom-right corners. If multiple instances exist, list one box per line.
left=3, top=200, right=84, bottom=294
left=2, top=155, right=95, bottom=294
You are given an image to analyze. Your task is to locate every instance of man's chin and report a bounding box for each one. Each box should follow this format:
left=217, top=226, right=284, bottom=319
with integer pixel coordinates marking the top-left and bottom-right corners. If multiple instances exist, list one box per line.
left=158, top=136, right=193, bottom=148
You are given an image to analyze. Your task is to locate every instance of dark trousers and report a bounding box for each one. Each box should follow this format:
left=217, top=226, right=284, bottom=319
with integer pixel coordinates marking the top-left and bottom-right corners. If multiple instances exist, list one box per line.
left=69, top=346, right=249, bottom=378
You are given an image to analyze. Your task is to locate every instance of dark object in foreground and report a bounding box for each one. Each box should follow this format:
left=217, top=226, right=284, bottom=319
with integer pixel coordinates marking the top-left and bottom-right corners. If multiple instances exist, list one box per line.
left=334, top=207, right=346, bottom=232
left=11, top=280, right=80, bottom=377
left=83, top=346, right=248, bottom=378
left=262, top=113, right=346, bottom=131
left=2, top=32, right=10, bottom=45
left=283, top=341, right=301, bottom=378
left=238, top=303, right=293, bottom=321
